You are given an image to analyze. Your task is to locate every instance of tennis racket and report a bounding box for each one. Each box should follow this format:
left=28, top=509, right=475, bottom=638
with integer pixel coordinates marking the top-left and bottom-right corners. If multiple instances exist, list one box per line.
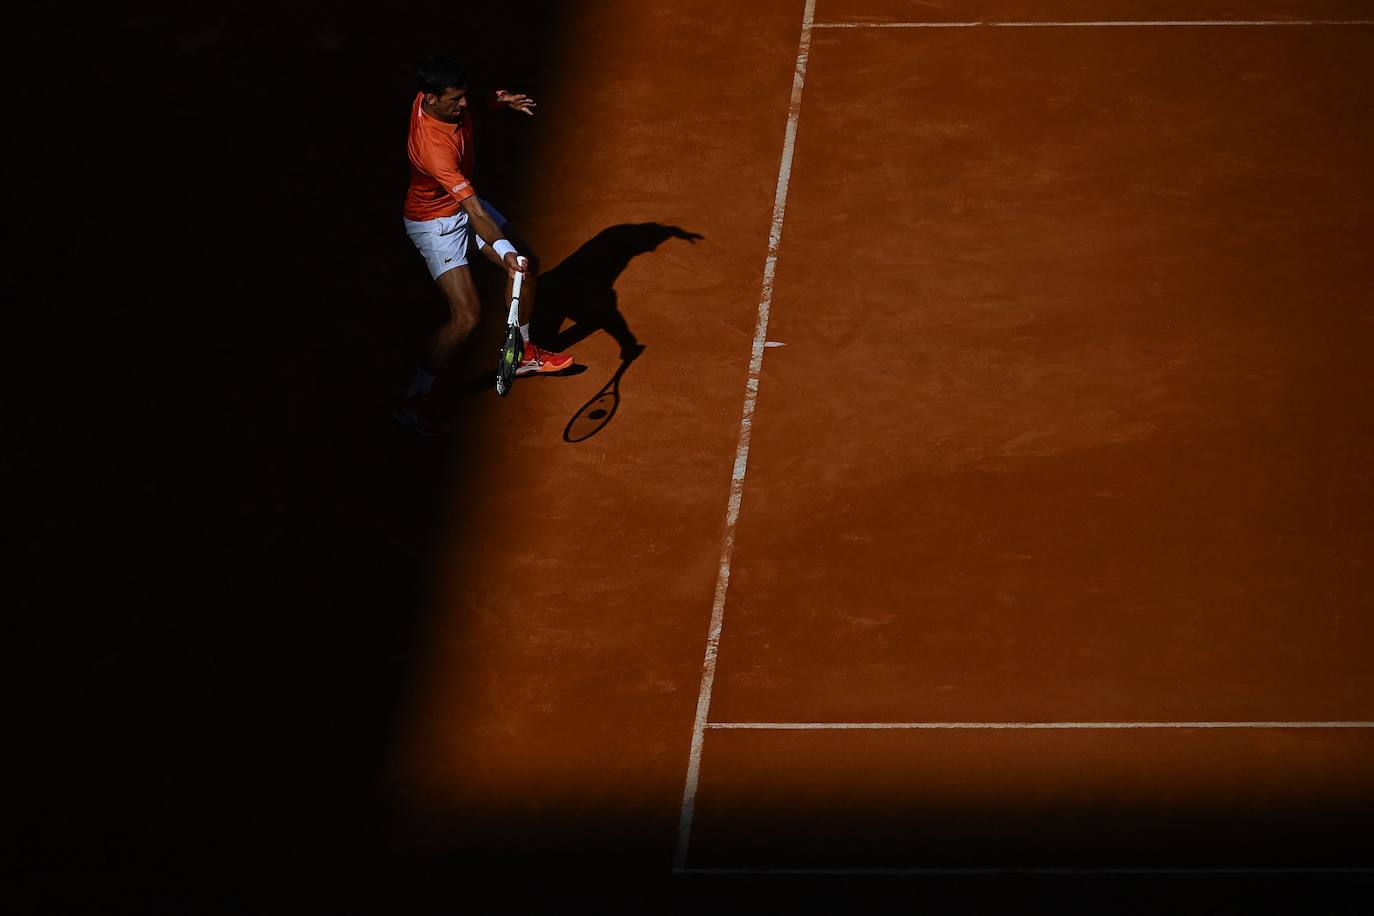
left=494, top=262, right=527, bottom=396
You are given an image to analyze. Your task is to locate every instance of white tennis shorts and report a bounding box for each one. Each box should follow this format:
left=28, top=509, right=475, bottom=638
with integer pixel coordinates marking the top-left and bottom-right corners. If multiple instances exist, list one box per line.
left=404, top=198, right=509, bottom=280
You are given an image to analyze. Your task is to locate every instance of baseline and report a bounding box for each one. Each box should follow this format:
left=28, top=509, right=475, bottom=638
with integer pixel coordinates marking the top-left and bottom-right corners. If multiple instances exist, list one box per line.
left=709, top=721, right=1374, bottom=730
left=681, top=866, right=1374, bottom=875
left=814, top=20, right=1374, bottom=28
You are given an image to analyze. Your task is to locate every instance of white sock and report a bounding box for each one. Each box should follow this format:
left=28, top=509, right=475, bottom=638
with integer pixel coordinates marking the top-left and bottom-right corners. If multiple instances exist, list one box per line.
left=407, top=369, right=436, bottom=398
left=520, top=323, right=530, bottom=342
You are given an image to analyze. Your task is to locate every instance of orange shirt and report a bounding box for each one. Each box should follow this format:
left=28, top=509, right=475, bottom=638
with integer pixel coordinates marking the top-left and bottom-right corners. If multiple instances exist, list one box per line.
left=404, top=92, right=477, bottom=221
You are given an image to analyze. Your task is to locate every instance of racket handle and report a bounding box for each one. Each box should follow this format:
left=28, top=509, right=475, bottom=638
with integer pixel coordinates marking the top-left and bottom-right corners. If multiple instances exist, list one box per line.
left=506, top=259, right=528, bottom=327
left=508, top=269, right=524, bottom=326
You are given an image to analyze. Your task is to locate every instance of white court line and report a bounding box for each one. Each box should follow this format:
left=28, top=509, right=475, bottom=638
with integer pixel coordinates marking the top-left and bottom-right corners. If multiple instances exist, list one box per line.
left=673, top=0, right=816, bottom=875
left=709, top=721, right=1374, bottom=730
left=815, top=20, right=984, bottom=28
left=682, top=866, right=1374, bottom=875
left=814, top=19, right=1374, bottom=28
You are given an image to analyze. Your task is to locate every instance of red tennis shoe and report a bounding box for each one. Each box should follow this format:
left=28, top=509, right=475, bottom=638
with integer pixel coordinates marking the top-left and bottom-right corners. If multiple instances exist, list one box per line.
left=516, top=341, right=574, bottom=376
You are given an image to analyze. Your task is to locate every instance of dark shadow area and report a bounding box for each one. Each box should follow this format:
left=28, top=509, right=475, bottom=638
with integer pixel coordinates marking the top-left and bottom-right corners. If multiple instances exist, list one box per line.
left=683, top=797, right=1374, bottom=872
left=10, top=1, right=578, bottom=910
left=348, top=798, right=1374, bottom=911
left=382, top=795, right=1374, bottom=871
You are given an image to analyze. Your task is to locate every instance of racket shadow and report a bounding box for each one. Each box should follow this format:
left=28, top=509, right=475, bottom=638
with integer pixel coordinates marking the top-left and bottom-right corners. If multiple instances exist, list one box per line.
left=563, top=343, right=645, bottom=443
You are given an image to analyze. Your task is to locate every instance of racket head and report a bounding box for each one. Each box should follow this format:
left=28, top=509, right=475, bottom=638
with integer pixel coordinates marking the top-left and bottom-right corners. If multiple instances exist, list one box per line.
left=495, top=325, right=522, bottom=396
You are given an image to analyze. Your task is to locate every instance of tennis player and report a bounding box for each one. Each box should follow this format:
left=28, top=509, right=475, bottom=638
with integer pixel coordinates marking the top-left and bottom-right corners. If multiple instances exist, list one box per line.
left=395, top=53, right=572, bottom=436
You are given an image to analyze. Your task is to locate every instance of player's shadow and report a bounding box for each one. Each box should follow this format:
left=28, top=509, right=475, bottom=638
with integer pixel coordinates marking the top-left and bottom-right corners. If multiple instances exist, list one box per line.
left=531, top=221, right=702, bottom=357
left=532, top=222, right=702, bottom=441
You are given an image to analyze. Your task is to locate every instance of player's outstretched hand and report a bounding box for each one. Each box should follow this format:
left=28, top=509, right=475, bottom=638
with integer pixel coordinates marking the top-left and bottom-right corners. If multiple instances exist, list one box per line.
left=504, top=252, right=530, bottom=277
left=495, top=89, right=537, bottom=116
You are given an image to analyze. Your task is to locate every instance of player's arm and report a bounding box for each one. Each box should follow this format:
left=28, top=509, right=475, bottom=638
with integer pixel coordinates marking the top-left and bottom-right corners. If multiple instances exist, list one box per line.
left=493, top=88, right=537, bottom=116
left=460, top=195, right=527, bottom=275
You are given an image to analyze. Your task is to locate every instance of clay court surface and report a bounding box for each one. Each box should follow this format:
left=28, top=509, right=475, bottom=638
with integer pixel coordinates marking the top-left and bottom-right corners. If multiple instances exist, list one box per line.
left=372, top=0, right=1374, bottom=880
left=18, top=0, right=1374, bottom=907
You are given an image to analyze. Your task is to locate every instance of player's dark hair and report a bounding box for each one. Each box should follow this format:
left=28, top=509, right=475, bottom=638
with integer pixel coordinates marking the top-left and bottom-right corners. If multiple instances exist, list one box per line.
left=417, top=54, right=469, bottom=96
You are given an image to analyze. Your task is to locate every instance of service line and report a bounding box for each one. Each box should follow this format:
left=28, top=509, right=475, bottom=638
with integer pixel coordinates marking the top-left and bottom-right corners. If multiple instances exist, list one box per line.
left=709, top=721, right=1374, bottom=730
left=672, top=0, right=817, bottom=874
left=814, top=20, right=1374, bottom=28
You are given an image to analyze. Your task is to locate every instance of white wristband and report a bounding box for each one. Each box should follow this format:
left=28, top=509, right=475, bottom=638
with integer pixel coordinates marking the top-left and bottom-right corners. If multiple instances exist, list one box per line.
left=492, top=239, right=517, bottom=260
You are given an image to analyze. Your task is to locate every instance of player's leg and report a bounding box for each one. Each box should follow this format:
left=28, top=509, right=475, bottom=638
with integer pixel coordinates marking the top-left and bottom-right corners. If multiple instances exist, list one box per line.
left=429, top=263, right=482, bottom=365
left=396, top=213, right=478, bottom=435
